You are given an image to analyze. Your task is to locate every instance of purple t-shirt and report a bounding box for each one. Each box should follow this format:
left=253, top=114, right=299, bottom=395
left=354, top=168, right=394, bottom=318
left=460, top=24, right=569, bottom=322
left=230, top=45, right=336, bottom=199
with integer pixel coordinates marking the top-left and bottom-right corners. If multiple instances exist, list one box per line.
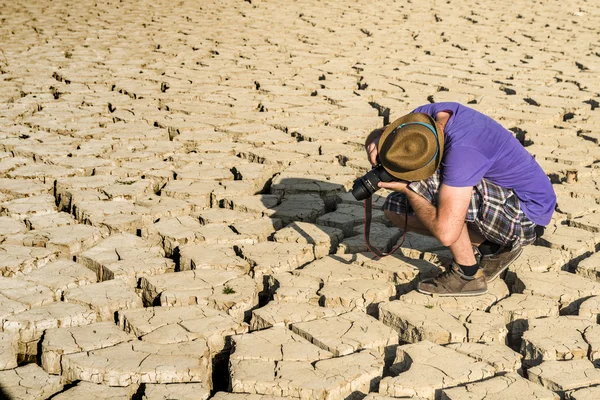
left=412, top=102, right=556, bottom=226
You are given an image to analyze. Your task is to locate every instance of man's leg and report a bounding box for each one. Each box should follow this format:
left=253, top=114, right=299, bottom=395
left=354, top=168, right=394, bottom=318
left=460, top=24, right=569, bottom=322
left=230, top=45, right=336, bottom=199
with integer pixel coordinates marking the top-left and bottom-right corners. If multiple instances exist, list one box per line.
left=470, top=179, right=536, bottom=282
left=383, top=191, right=488, bottom=296
left=384, top=210, right=486, bottom=248
left=410, top=209, right=487, bottom=296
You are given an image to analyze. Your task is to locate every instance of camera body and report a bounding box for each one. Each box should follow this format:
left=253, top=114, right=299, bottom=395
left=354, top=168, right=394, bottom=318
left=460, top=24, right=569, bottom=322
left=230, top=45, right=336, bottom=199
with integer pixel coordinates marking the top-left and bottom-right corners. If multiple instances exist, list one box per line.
left=351, top=164, right=395, bottom=201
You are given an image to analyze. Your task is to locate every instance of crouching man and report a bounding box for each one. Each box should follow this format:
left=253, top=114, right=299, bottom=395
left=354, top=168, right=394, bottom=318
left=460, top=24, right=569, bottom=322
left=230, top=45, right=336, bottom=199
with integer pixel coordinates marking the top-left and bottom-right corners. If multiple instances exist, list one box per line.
left=365, top=102, right=556, bottom=296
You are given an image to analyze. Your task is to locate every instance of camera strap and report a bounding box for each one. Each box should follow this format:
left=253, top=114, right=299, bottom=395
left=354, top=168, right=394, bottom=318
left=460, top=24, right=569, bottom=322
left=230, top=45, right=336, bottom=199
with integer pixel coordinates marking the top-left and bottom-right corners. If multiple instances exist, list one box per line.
left=363, top=196, right=408, bottom=258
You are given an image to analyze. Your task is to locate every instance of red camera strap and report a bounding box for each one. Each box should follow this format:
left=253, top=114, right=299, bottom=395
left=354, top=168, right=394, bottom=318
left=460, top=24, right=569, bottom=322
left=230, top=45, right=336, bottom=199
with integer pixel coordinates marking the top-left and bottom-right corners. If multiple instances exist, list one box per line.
left=363, top=196, right=408, bottom=258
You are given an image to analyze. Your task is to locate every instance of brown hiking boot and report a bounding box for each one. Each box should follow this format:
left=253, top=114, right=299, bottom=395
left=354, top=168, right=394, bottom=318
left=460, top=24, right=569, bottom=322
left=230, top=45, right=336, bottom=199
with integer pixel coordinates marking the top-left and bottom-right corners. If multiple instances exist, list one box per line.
left=480, top=242, right=523, bottom=282
left=417, top=262, right=488, bottom=297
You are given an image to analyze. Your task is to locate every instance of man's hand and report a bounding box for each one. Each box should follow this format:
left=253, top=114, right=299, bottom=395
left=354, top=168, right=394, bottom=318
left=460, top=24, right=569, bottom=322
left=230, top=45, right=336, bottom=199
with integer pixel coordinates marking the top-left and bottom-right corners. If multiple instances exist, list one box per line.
left=378, top=180, right=409, bottom=194
left=366, top=140, right=379, bottom=166
left=364, top=127, right=386, bottom=166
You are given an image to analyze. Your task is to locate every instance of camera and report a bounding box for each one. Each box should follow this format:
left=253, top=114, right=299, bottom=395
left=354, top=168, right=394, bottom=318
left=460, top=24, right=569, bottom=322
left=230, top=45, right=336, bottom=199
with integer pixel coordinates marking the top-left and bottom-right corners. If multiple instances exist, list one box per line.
left=351, top=164, right=395, bottom=201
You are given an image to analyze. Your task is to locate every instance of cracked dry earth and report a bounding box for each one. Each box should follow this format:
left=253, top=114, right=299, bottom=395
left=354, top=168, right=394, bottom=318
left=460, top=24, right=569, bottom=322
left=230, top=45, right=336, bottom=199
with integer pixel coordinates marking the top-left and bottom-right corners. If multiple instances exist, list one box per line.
left=0, top=0, right=598, bottom=399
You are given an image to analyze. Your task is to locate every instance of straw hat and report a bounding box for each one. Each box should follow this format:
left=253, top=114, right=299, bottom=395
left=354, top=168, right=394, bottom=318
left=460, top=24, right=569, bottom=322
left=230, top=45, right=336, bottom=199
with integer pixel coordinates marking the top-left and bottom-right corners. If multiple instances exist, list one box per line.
left=377, top=112, right=444, bottom=181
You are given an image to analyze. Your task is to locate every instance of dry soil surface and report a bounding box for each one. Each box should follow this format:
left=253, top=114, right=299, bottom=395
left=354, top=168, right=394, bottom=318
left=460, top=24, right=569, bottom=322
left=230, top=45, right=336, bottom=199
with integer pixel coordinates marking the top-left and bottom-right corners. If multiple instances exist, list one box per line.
left=0, top=0, right=599, bottom=399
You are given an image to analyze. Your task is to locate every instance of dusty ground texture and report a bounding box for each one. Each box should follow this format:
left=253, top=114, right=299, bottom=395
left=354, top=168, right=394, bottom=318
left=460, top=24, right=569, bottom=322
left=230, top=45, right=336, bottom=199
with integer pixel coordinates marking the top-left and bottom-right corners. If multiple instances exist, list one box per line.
left=0, top=0, right=598, bottom=399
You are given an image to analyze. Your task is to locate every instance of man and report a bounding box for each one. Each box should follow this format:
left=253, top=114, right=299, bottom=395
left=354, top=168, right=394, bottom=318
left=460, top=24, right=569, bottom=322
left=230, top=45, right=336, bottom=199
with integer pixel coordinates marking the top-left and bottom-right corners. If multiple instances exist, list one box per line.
left=365, top=102, right=556, bottom=296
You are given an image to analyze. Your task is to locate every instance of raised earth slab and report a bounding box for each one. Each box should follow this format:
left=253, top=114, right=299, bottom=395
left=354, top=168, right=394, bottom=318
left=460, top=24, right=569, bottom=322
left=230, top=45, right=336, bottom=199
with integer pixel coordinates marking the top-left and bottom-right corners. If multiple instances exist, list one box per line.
left=567, top=386, right=600, bottom=400
left=211, top=179, right=263, bottom=205
left=25, top=211, right=76, bottom=230
left=21, top=259, right=98, bottom=300
left=230, top=326, right=333, bottom=362
left=579, top=296, right=600, bottom=323
left=295, top=254, right=416, bottom=287
left=364, top=394, right=427, bottom=400
left=71, top=200, right=150, bottom=230
left=0, top=177, right=51, bottom=198
left=41, top=321, right=134, bottom=374
left=142, top=383, right=211, bottom=400
left=64, top=279, right=143, bottom=321
left=379, top=300, right=467, bottom=344
left=230, top=350, right=384, bottom=399
left=0, top=276, right=55, bottom=308
left=0, top=194, right=57, bottom=220
left=488, top=293, right=560, bottom=342
left=507, top=245, right=567, bottom=276
left=512, top=270, right=600, bottom=314
left=196, top=208, right=257, bottom=225
left=52, top=381, right=139, bottom=399
left=316, top=204, right=385, bottom=237
left=445, top=342, right=522, bottom=373
left=211, top=393, right=292, bottom=400
left=0, top=244, right=57, bottom=277
left=583, top=324, right=600, bottom=366
left=527, top=359, right=600, bottom=396
left=250, top=302, right=348, bottom=331
left=574, top=252, right=600, bottom=282
left=318, top=278, right=396, bottom=316
left=0, top=215, right=26, bottom=238
left=291, top=311, right=398, bottom=361
left=230, top=217, right=283, bottom=243
left=135, top=195, right=193, bottom=219
left=76, top=233, right=173, bottom=281
left=455, top=310, right=509, bottom=344
left=142, top=270, right=258, bottom=322
left=222, top=194, right=280, bottom=216
left=236, top=242, right=314, bottom=283
left=270, top=174, right=343, bottom=211
left=195, top=223, right=257, bottom=246
left=145, top=215, right=202, bottom=257
left=160, top=180, right=219, bottom=208
left=54, top=176, right=115, bottom=212
left=141, top=269, right=242, bottom=303
left=440, top=372, right=559, bottom=400
left=380, top=341, right=495, bottom=399
left=179, top=243, right=251, bottom=273
left=0, top=363, right=63, bottom=400
left=0, top=292, right=29, bottom=324
left=268, top=273, right=321, bottom=304
left=344, top=252, right=442, bottom=294
left=17, top=224, right=103, bottom=256
left=3, top=302, right=97, bottom=357
left=62, top=340, right=212, bottom=387
left=537, top=225, right=599, bottom=259
left=273, top=221, right=344, bottom=258
left=0, top=331, right=18, bottom=370
left=270, top=193, right=326, bottom=225
left=521, top=316, right=593, bottom=367
left=119, top=304, right=248, bottom=353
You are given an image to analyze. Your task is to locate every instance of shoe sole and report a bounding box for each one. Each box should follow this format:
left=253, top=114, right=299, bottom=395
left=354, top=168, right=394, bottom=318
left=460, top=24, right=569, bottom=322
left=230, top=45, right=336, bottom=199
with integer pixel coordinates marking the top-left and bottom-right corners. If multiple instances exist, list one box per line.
left=416, top=287, right=489, bottom=297
left=484, top=247, right=523, bottom=283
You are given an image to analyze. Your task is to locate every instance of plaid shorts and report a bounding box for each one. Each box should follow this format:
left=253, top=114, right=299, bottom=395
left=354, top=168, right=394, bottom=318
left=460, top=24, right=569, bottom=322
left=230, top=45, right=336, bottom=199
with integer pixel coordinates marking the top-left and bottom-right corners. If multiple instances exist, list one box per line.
left=383, top=170, right=537, bottom=246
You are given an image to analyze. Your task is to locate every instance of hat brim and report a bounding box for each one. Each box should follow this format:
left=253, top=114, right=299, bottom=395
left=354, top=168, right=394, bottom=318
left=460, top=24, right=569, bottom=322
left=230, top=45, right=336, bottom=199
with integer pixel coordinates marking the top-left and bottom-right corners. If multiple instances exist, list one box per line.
left=378, top=112, right=445, bottom=181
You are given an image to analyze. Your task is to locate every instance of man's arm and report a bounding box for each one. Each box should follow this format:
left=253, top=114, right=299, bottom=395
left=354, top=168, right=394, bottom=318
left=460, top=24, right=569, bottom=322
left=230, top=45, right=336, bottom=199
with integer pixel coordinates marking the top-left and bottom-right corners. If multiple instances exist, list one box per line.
left=405, top=184, right=472, bottom=246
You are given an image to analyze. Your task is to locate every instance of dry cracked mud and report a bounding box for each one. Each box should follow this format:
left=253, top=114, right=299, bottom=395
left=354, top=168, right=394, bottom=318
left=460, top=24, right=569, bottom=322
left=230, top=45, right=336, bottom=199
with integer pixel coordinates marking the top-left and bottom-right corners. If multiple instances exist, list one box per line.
left=0, top=0, right=598, bottom=398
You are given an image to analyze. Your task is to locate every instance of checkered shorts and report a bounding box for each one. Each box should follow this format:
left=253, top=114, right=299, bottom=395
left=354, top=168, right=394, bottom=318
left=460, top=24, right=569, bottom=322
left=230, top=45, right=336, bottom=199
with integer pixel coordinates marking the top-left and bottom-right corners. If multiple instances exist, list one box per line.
left=383, top=170, right=537, bottom=246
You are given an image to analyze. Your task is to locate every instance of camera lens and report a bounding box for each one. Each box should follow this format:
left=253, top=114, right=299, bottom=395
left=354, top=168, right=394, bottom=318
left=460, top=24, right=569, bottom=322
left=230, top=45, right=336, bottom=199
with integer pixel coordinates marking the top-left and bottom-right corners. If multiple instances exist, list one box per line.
left=351, top=168, right=381, bottom=201
left=351, top=178, right=371, bottom=201
left=350, top=165, right=396, bottom=201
